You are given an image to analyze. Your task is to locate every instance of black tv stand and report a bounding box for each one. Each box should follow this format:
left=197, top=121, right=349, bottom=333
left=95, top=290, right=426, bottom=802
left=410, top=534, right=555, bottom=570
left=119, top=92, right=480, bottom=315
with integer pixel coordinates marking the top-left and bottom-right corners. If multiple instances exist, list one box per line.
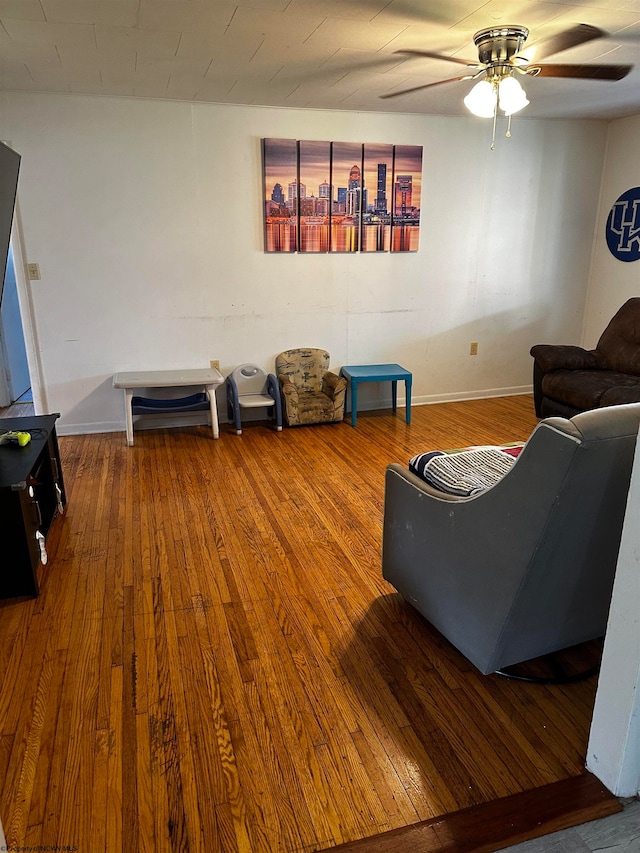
left=0, top=413, right=66, bottom=598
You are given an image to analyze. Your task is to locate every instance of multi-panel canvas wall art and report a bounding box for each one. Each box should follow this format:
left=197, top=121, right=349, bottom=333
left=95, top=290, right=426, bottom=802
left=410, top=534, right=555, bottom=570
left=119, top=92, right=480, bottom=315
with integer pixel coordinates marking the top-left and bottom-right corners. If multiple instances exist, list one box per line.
left=362, top=143, right=393, bottom=253
left=262, top=139, right=422, bottom=254
left=299, top=140, right=331, bottom=253
left=392, top=145, right=423, bottom=253
left=263, top=138, right=298, bottom=253
left=330, top=142, right=363, bottom=253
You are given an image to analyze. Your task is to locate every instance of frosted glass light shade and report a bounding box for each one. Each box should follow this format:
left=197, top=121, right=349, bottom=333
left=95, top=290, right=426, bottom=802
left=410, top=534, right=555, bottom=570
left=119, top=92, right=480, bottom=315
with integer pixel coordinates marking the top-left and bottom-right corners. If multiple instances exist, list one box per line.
left=498, top=75, right=529, bottom=115
left=464, top=80, right=497, bottom=118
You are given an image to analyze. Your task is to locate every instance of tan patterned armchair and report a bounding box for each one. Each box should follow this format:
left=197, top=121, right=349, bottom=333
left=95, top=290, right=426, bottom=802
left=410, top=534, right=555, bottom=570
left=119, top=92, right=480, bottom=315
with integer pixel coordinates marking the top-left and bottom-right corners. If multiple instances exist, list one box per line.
left=275, top=348, right=347, bottom=426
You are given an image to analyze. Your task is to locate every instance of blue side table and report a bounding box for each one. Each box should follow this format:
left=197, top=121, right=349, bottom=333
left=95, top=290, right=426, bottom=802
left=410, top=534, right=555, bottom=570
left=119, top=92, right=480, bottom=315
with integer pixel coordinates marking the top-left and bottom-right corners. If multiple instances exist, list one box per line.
left=340, top=364, right=412, bottom=427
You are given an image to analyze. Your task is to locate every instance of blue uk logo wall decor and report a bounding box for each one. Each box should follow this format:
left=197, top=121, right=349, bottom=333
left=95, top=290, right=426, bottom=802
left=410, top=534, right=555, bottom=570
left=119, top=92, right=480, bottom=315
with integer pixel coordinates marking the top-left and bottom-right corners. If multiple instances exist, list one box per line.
left=606, top=187, right=640, bottom=262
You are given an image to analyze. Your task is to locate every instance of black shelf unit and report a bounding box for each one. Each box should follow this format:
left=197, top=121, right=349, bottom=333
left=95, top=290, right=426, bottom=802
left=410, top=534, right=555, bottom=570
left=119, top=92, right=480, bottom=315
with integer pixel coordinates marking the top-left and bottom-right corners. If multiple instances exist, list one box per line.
left=0, top=413, right=66, bottom=597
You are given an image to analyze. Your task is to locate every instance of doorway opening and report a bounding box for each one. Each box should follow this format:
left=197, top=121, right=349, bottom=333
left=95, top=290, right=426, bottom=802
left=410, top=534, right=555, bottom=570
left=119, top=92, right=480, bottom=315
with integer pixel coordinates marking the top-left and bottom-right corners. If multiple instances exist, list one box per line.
left=0, top=192, right=43, bottom=419
left=0, top=245, right=31, bottom=409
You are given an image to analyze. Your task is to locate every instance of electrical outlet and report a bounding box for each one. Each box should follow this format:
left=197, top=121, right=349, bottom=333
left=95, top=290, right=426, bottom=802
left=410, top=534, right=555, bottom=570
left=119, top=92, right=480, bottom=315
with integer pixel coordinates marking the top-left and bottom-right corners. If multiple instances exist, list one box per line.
left=27, top=263, right=41, bottom=280
left=210, top=359, right=220, bottom=372
left=470, top=342, right=478, bottom=356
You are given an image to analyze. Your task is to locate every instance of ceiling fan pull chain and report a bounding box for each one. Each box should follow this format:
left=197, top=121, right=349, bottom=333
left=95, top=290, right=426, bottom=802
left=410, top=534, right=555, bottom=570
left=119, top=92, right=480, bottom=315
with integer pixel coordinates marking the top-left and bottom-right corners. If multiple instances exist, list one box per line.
left=490, top=99, right=498, bottom=150
left=506, top=113, right=513, bottom=138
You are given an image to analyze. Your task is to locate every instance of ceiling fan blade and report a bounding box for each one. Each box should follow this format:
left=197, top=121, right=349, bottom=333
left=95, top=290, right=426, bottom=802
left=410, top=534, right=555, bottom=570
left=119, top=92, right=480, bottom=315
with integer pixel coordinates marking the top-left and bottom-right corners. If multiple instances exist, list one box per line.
left=529, top=63, right=633, bottom=80
left=394, top=49, right=478, bottom=68
left=380, top=75, right=474, bottom=99
left=525, top=23, right=605, bottom=61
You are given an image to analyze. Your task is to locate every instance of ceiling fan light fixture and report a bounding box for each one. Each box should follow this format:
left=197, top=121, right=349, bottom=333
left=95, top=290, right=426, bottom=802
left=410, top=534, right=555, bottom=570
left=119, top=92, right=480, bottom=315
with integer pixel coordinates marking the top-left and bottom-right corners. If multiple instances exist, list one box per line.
left=498, top=75, right=529, bottom=115
left=464, top=79, right=497, bottom=117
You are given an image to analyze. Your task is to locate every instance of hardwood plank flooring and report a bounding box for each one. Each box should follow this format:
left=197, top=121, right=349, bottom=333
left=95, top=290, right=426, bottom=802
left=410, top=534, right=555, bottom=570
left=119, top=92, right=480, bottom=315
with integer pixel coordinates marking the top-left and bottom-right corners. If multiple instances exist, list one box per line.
left=0, top=396, right=611, bottom=851
left=326, top=774, right=621, bottom=853
left=0, top=400, right=35, bottom=419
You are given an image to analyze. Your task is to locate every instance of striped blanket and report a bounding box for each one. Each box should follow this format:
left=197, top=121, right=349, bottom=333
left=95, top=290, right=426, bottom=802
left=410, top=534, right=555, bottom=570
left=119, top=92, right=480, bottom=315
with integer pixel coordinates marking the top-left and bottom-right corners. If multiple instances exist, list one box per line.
left=409, top=445, right=522, bottom=496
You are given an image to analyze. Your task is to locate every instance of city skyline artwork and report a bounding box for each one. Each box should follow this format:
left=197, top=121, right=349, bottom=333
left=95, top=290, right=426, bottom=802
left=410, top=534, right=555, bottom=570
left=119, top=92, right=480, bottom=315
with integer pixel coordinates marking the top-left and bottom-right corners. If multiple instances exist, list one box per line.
left=263, top=138, right=422, bottom=254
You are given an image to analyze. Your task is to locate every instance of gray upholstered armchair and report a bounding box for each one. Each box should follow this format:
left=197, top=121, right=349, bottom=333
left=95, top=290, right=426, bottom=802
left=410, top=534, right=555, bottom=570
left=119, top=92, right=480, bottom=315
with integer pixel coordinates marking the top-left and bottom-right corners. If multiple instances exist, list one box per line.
left=275, top=348, right=346, bottom=426
left=382, top=403, right=640, bottom=675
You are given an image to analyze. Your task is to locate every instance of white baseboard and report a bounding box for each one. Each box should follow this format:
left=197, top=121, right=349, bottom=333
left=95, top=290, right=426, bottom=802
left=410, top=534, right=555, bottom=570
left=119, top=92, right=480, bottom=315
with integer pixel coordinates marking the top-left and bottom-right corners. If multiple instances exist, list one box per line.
left=55, top=421, right=121, bottom=436
left=55, top=412, right=211, bottom=436
left=54, top=387, right=533, bottom=436
left=413, top=385, right=532, bottom=407
left=349, top=385, right=532, bottom=412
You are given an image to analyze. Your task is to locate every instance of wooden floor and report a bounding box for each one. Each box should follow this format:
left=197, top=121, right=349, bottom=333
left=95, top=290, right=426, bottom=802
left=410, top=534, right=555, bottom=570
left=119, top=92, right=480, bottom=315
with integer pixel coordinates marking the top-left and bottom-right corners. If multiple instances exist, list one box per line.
left=0, top=400, right=34, bottom=418
left=0, top=396, right=608, bottom=851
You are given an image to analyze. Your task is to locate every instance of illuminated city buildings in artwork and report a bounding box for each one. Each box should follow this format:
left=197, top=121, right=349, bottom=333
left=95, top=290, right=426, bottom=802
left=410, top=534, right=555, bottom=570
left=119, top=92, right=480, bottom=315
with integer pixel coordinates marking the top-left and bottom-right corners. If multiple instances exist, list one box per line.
left=395, top=175, right=413, bottom=217
left=262, top=138, right=422, bottom=253
left=375, top=163, right=388, bottom=214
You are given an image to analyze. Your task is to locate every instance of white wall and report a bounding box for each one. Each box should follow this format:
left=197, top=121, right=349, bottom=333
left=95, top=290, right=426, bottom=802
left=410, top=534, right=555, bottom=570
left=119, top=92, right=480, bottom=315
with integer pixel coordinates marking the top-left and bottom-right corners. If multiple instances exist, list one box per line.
left=586, top=112, right=640, bottom=798
left=0, top=93, right=607, bottom=434
left=583, top=114, right=640, bottom=345
left=588, top=428, right=640, bottom=797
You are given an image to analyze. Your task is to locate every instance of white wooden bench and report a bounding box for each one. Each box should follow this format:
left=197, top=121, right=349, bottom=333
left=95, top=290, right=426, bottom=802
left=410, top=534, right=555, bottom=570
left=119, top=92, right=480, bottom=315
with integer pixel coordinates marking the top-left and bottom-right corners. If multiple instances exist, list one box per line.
left=113, top=368, right=224, bottom=446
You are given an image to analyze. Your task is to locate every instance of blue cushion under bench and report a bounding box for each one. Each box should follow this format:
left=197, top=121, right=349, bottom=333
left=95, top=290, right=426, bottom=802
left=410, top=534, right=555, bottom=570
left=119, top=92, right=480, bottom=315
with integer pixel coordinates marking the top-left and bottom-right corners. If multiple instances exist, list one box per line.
left=131, top=392, right=209, bottom=415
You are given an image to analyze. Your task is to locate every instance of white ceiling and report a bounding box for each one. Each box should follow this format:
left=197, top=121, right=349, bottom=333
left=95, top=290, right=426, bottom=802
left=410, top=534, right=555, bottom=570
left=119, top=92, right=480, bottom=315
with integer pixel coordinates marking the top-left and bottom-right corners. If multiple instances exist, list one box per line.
left=0, top=0, right=639, bottom=120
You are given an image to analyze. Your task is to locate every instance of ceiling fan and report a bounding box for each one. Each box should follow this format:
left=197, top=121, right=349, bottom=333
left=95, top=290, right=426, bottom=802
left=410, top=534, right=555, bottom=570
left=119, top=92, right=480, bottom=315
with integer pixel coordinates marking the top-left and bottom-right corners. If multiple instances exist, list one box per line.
left=380, top=23, right=633, bottom=137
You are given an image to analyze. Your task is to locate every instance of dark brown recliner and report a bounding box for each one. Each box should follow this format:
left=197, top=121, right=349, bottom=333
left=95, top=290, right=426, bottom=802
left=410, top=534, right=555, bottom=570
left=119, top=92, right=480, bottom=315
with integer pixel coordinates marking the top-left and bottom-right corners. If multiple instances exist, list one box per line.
left=530, top=298, right=640, bottom=418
